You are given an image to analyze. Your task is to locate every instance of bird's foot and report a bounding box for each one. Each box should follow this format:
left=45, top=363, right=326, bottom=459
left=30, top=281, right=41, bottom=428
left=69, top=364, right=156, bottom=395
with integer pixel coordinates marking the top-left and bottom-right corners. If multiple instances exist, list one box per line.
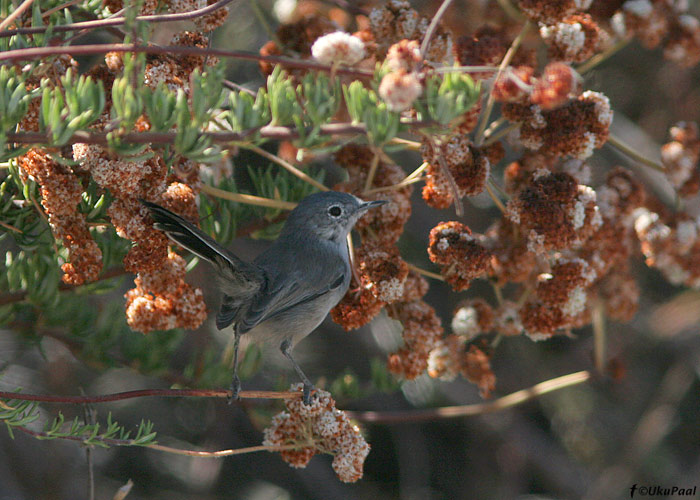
left=302, top=382, right=316, bottom=405
left=228, top=375, right=241, bottom=405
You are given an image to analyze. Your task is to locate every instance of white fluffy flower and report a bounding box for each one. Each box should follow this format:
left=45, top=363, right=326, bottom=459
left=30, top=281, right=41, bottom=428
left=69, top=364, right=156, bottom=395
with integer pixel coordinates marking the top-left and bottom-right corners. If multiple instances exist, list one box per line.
left=311, top=31, right=365, bottom=66
left=378, top=71, right=422, bottom=112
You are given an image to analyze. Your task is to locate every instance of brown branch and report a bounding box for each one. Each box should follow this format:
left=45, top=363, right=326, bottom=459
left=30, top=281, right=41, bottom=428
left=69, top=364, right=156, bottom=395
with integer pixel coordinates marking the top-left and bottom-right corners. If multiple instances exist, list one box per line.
left=0, top=0, right=36, bottom=32
left=6, top=122, right=375, bottom=147
left=15, top=423, right=306, bottom=457
left=0, top=0, right=236, bottom=38
left=0, top=388, right=301, bottom=404
left=0, top=43, right=374, bottom=78
left=345, top=370, right=592, bottom=424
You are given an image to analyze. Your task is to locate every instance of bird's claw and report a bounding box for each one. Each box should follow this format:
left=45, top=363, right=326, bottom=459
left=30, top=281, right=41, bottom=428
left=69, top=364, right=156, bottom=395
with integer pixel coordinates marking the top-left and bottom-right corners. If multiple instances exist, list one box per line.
left=228, top=375, right=241, bottom=405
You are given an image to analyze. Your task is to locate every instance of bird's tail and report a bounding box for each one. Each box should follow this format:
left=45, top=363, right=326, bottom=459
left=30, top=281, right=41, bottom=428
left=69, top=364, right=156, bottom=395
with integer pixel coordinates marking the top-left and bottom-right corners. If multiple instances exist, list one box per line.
left=140, top=199, right=239, bottom=268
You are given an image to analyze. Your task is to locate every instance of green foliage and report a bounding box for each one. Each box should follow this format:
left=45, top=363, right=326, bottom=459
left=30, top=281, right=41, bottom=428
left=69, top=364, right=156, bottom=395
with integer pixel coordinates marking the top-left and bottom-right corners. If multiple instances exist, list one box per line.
left=40, top=69, right=105, bottom=146
left=267, top=66, right=302, bottom=127
left=0, top=398, right=157, bottom=448
left=143, top=82, right=179, bottom=133
left=225, top=88, right=270, bottom=135
left=173, top=67, right=226, bottom=162
left=0, top=66, right=31, bottom=132
left=40, top=412, right=157, bottom=447
left=0, top=399, right=40, bottom=438
left=343, top=81, right=402, bottom=146
left=414, top=71, right=481, bottom=128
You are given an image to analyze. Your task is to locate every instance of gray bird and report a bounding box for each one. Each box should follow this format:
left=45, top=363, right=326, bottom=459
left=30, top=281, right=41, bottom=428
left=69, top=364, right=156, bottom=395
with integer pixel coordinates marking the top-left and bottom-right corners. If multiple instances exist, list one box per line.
left=141, top=191, right=386, bottom=403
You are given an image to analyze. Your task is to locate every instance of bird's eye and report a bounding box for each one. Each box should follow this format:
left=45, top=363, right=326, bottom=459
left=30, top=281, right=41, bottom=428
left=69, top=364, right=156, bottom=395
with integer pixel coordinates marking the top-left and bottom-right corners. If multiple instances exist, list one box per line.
left=328, top=205, right=342, bottom=217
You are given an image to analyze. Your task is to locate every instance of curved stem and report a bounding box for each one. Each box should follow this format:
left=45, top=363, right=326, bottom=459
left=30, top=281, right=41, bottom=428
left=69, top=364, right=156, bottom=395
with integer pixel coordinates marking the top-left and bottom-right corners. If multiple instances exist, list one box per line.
left=606, top=134, right=665, bottom=172
left=200, top=184, right=297, bottom=210
left=0, top=388, right=301, bottom=404
left=406, top=262, right=445, bottom=281
left=243, top=144, right=328, bottom=192
left=0, top=0, right=36, bottom=31
left=0, top=0, right=236, bottom=37
left=474, top=21, right=532, bottom=146
left=420, top=0, right=454, bottom=60
left=0, top=43, right=374, bottom=78
left=346, top=370, right=591, bottom=423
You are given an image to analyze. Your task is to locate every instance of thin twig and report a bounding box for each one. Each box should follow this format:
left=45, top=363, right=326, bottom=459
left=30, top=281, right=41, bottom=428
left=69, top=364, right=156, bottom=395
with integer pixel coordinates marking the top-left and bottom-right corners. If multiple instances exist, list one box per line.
left=496, top=0, right=526, bottom=21
left=0, top=220, right=23, bottom=233
left=406, top=262, right=445, bottom=281
left=223, top=79, right=257, bottom=96
left=6, top=122, right=371, bottom=147
left=483, top=116, right=507, bottom=139
left=592, top=298, right=606, bottom=374
left=606, top=134, right=665, bottom=172
left=243, top=144, right=328, bottom=191
left=474, top=21, right=532, bottom=146
left=420, top=0, right=454, bottom=60
left=485, top=180, right=507, bottom=213
left=346, top=370, right=591, bottom=423
left=405, top=162, right=429, bottom=182
left=363, top=149, right=381, bottom=193
left=0, top=43, right=374, bottom=79
left=0, top=0, right=35, bottom=31
left=146, top=442, right=307, bottom=458
left=200, top=184, right=297, bottom=210
left=576, top=39, right=631, bottom=75
left=436, top=149, right=464, bottom=217
left=434, top=65, right=500, bottom=74
left=0, top=388, right=302, bottom=404
left=365, top=176, right=424, bottom=195
left=15, top=423, right=311, bottom=457
left=388, top=137, right=421, bottom=150
left=41, top=0, right=82, bottom=19
left=482, top=122, right=520, bottom=147
left=0, top=0, right=236, bottom=37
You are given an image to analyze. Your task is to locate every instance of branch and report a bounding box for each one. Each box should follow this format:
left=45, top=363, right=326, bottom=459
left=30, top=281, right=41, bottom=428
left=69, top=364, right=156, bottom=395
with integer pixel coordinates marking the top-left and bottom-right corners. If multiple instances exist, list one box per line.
left=0, top=43, right=374, bottom=78
left=0, top=0, right=36, bottom=32
left=0, top=388, right=302, bottom=404
left=6, top=123, right=372, bottom=147
left=0, top=0, right=237, bottom=37
left=474, top=21, right=532, bottom=146
left=15, top=422, right=306, bottom=457
left=420, top=0, right=454, bottom=60
left=345, top=370, right=592, bottom=423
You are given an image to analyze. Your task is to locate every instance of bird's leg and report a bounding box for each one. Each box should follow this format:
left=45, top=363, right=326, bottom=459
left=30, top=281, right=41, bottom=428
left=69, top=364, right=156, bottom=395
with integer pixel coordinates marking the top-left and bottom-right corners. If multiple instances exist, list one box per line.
left=228, top=330, right=242, bottom=404
left=280, top=339, right=314, bottom=405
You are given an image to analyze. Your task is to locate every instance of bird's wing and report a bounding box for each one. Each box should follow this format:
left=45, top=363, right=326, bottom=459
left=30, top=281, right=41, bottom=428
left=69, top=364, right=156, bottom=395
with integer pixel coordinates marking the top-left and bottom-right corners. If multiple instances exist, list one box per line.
left=236, top=260, right=347, bottom=334
left=141, top=200, right=265, bottom=311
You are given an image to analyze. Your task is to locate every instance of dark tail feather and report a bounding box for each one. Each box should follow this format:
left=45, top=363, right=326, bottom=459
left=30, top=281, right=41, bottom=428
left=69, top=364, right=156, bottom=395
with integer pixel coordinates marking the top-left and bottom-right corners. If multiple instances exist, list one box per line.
left=140, top=199, right=233, bottom=267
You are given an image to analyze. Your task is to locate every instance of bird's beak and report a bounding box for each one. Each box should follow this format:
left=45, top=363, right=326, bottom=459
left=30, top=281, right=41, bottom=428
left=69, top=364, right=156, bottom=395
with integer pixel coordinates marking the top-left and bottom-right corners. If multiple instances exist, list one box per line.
left=359, top=199, right=388, bottom=212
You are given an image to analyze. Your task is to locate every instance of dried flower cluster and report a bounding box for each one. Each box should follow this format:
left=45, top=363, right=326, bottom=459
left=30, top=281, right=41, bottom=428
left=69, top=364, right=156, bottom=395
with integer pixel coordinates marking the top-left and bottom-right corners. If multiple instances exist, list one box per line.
left=17, top=149, right=102, bottom=285
left=262, top=384, right=370, bottom=483
left=368, top=0, right=452, bottom=61
left=502, top=90, right=612, bottom=160
left=428, top=222, right=492, bottom=291
left=12, top=14, right=219, bottom=333
left=420, top=136, right=491, bottom=209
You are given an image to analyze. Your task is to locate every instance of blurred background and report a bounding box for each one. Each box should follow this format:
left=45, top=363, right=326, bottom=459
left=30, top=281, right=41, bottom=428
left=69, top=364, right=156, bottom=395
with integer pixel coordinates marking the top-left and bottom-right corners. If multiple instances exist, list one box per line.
left=1, top=0, right=699, bottom=499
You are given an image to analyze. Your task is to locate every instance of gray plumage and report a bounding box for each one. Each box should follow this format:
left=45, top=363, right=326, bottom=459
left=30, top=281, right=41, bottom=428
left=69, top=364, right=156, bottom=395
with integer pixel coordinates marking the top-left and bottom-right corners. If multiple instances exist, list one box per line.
left=141, top=191, right=385, bottom=403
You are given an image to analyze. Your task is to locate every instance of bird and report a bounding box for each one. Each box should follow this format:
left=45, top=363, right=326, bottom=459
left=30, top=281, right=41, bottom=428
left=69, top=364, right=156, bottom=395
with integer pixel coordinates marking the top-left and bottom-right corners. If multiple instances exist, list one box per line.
left=141, top=191, right=386, bottom=403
